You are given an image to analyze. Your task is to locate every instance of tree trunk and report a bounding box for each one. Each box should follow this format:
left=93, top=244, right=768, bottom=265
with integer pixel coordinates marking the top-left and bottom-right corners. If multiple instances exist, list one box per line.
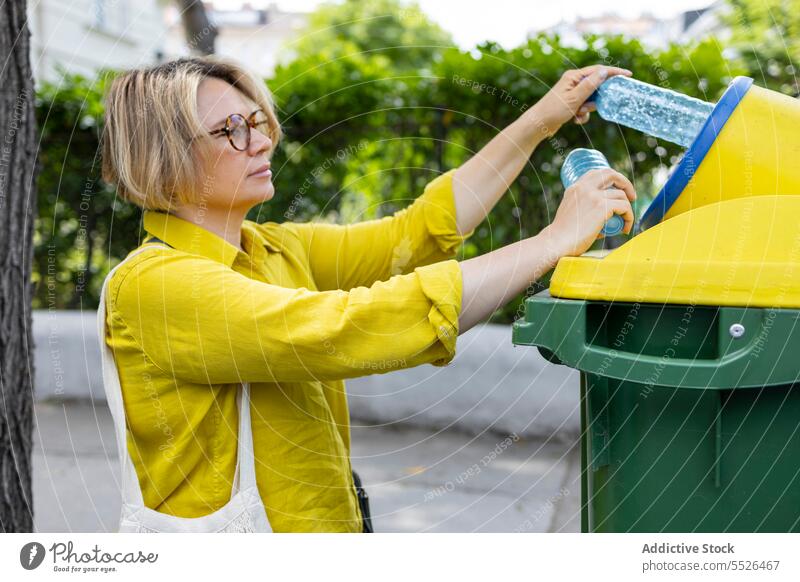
left=176, top=0, right=218, bottom=55
left=0, top=0, right=39, bottom=532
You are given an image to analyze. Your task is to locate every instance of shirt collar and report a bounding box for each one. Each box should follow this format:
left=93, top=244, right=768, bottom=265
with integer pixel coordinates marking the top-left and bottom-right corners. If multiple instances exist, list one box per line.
left=143, top=210, right=241, bottom=268
left=143, top=210, right=282, bottom=267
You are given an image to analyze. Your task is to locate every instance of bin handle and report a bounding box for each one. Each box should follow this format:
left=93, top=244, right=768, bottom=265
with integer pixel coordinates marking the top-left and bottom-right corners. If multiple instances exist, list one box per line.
left=516, top=299, right=773, bottom=389
left=575, top=306, right=763, bottom=388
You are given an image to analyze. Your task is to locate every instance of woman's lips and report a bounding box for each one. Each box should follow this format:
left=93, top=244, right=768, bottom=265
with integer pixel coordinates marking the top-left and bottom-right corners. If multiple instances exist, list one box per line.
left=250, top=168, right=272, bottom=179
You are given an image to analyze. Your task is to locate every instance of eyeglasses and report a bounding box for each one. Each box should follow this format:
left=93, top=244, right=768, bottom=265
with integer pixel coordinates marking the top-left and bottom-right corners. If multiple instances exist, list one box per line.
left=207, top=109, right=272, bottom=151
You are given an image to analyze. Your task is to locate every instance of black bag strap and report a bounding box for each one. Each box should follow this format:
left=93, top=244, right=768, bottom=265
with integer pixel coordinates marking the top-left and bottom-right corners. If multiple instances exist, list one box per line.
left=352, top=470, right=374, bottom=533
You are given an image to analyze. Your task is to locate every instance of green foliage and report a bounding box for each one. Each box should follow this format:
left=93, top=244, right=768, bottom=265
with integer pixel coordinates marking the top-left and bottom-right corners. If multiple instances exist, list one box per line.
left=35, top=0, right=747, bottom=324
left=33, top=65, right=139, bottom=310
left=724, top=0, right=800, bottom=95
left=292, top=0, right=453, bottom=71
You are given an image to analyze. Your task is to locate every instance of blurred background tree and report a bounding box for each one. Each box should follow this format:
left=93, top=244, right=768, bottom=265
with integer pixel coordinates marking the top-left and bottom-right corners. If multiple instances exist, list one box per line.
left=291, top=0, right=453, bottom=71
left=33, top=68, right=136, bottom=311
left=36, top=0, right=780, bottom=324
left=724, top=0, right=800, bottom=95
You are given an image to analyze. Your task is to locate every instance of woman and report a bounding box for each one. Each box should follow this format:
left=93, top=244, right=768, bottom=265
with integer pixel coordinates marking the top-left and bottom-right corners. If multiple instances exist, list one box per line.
left=100, top=56, right=635, bottom=533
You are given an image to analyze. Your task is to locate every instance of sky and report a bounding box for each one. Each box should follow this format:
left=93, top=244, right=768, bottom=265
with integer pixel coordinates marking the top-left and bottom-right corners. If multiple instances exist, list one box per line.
left=213, top=0, right=716, bottom=48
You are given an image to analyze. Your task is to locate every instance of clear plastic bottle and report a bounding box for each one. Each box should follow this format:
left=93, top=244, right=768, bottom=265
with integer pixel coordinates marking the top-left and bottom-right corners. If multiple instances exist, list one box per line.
left=560, top=148, right=625, bottom=237
left=591, top=76, right=715, bottom=148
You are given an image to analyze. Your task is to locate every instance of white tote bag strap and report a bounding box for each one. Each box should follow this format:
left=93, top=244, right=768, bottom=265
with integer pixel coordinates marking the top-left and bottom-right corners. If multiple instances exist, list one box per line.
left=96, top=244, right=258, bottom=509
left=97, top=245, right=163, bottom=507
left=234, top=382, right=258, bottom=492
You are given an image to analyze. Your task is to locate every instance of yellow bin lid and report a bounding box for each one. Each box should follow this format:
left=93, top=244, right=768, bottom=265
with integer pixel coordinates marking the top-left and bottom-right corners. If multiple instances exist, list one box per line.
left=550, top=195, right=800, bottom=308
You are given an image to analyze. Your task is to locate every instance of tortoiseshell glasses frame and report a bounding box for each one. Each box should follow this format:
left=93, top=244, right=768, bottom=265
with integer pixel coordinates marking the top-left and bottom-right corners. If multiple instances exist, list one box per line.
left=207, top=109, right=272, bottom=151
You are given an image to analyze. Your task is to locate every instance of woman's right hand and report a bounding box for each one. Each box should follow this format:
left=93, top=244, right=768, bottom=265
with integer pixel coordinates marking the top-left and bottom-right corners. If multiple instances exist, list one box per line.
left=544, top=168, right=637, bottom=258
left=457, top=167, right=637, bottom=334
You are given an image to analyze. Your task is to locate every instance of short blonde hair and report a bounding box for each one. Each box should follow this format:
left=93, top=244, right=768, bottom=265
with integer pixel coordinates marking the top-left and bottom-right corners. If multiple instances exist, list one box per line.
left=101, top=56, right=283, bottom=211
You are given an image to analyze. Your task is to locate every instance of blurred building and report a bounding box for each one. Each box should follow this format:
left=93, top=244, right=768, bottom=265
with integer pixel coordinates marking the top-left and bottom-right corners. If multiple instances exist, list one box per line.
left=27, top=0, right=167, bottom=86
left=536, top=2, right=727, bottom=48
left=163, top=1, right=309, bottom=77
left=680, top=1, right=729, bottom=41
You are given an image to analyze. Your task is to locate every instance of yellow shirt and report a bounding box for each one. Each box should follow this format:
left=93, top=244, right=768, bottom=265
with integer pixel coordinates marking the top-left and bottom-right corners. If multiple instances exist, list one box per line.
left=104, top=168, right=473, bottom=532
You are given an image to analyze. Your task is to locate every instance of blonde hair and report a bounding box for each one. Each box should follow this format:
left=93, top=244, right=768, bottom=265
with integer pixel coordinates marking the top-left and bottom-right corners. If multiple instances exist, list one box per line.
left=101, top=56, right=283, bottom=211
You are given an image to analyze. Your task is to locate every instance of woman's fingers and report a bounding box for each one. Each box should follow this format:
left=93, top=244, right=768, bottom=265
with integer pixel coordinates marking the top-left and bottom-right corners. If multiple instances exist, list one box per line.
left=585, top=182, right=636, bottom=235
left=577, top=64, right=632, bottom=79
left=585, top=169, right=637, bottom=202
left=574, top=111, right=591, bottom=124
left=603, top=188, right=631, bottom=202
left=574, top=100, right=597, bottom=124
left=536, top=65, right=633, bottom=136
left=573, top=68, right=612, bottom=100
left=556, top=165, right=637, bottom=250
left=573, top=65, right=631, bottom=99
left=606, top=198, right=635, bottom=234
left=570, top=65, right=633, bottom=113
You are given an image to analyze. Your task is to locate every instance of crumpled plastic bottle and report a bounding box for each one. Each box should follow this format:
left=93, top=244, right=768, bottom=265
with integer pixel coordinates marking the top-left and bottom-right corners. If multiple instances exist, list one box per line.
left=589, top=76, right=714, bottom=148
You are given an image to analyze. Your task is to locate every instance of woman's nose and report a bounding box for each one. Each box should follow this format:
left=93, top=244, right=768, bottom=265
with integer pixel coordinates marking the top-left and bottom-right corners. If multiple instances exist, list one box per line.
left=250, top=129, right=272, bottom=155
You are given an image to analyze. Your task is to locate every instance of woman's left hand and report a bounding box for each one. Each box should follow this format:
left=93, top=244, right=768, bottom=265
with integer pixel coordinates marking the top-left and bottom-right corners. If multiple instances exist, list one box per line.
left=527, top=64, right=632, bottom=138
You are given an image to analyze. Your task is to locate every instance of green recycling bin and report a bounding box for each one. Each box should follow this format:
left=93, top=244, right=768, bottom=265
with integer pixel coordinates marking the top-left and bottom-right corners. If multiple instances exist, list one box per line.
left=511, top=195, right=800, bottom=532
left=513, top=291, right=800, bottom=532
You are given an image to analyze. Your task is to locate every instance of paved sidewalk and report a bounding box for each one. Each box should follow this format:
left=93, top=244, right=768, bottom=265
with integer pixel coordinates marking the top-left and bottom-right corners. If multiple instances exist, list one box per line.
left=33, top=399, right=581, bottom=533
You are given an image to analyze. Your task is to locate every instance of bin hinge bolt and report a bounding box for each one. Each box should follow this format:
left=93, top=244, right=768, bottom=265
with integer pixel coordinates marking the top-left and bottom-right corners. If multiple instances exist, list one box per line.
left=729, top=323, right=745, bottom=339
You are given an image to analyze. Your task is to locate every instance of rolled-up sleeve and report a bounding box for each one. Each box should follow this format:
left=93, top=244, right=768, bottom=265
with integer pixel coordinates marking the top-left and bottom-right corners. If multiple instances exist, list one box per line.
left=108, top=251, right=463, bottom=385
left=282, top=168, right=474, bottom=292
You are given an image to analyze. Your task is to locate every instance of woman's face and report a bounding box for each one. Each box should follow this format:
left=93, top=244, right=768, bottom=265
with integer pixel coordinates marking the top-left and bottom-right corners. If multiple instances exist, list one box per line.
left=193, top=77, right=274, bottom=213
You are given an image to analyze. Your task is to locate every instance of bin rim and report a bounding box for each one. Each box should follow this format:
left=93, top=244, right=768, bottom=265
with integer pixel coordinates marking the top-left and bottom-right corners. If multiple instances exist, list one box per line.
left=639, top=76, right=754, bottom=230
left=511, top=290, right=800, bottom=389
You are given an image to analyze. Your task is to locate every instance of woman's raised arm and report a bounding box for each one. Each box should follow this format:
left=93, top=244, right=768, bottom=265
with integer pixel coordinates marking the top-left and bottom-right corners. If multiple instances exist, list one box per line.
left=281, top=169, right=473, bottom=292
left=108, top=248, right=465, bottom=384
left=452, top=65, right=632, bottom=236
